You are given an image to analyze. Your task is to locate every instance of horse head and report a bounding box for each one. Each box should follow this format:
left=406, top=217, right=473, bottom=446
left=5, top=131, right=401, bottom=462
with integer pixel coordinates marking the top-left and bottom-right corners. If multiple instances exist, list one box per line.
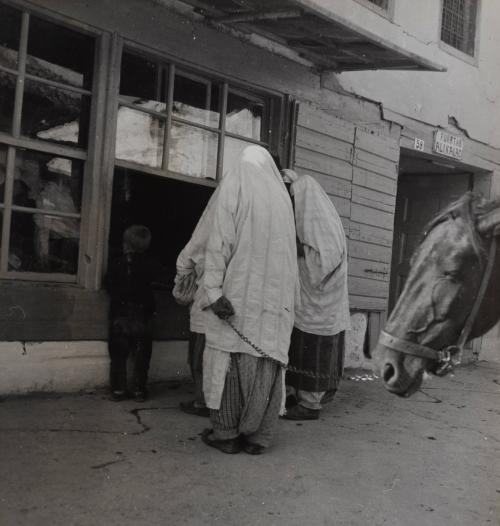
left=372, top=193, right=500, bottom=397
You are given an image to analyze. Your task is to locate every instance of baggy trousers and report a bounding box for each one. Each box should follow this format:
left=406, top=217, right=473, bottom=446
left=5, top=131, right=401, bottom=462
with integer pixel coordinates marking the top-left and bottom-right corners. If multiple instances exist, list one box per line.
left=210, top=353, right=282, bottom=448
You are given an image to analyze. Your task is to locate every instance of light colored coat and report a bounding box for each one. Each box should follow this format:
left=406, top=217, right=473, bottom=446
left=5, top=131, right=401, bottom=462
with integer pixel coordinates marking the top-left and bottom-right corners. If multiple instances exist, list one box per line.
left=291, top=174, right=351, bottom=336
left=174, top=189, right=219, bottom=333
left=203, top=145, right=298, bottom=365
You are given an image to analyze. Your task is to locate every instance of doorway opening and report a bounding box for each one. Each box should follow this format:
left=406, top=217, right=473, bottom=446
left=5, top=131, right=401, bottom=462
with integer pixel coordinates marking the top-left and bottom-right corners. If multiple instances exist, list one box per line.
left=389, top=150, right=488, bottom=312
left=108, top=168, right=214, bottom=339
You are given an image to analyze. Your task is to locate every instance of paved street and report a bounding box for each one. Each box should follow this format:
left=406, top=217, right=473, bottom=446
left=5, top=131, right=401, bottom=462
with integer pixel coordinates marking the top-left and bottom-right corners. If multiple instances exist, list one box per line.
left=1, top=362, right=499, bottom=526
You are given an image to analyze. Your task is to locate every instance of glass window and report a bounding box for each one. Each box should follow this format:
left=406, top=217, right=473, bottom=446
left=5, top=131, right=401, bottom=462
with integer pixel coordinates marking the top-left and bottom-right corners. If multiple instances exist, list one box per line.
left=441, top=0, right=478, bottom=56
left=120, top=52, right=165, bottom=110
left=0, top=8, right=96, bottom=281
left=0, top=143, right=8, bottom=202
left=226, top=91, right=264, bottom=140
left=21, top=79, right=91, bottom=147
left=0, top=3, right=21, bottom=69
left=173, top=73, right=220, bottom=128
left=169, top=123, right=217, bottom=179
left=10, top=209, right=80, bottom=273
left=0, top=71, right=15, bottom=134
left=115, top=48, right=279, bottom=181
left=26, top=16, right=95, bottom=89
left=12, top=149, right=83, bottom=212
left=116, top=106, right=165, bottom=168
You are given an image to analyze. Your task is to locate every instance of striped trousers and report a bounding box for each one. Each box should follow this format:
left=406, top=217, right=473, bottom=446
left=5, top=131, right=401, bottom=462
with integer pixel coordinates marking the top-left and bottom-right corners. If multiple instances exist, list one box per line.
left=210, top=353, right=282, bottom=448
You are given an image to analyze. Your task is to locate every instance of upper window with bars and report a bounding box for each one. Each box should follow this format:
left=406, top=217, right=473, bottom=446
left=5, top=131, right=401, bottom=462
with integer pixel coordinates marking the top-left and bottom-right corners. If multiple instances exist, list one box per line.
left=441, top=0, right=479, bottom=57
left=0, top=2, right=96, bottom=281
left=354, top=0, right=391, bottom=15
left=366, top=0, right=388, bottom=8
left=115, top=49, right=279, bottom=182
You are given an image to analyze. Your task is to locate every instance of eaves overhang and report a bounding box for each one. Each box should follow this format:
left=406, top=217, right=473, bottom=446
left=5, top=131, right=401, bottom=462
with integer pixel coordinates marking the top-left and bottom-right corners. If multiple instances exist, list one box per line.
left=179, top=0, right=446, bottom=72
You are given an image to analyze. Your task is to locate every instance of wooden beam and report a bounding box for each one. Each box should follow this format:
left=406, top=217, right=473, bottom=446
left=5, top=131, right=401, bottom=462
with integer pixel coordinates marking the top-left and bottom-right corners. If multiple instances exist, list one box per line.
left=214, top=10, right=303, bottom=24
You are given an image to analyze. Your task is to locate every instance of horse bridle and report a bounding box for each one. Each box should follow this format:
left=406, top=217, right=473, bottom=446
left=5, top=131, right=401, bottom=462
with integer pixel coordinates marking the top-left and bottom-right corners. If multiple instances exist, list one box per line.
left=379, top=224, right=499, bottom=377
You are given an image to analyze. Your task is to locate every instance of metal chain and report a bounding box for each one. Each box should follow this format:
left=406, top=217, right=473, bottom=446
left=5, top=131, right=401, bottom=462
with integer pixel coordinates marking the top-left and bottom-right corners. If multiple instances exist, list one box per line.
left=222, top=316, right=334, bottom=381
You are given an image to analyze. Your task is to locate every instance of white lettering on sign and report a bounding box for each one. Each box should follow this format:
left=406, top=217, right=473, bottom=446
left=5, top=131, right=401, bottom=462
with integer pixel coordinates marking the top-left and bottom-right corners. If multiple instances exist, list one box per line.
left=433, top=131, right=464, bottom=160
left=414, top=138, right=425, bottom=152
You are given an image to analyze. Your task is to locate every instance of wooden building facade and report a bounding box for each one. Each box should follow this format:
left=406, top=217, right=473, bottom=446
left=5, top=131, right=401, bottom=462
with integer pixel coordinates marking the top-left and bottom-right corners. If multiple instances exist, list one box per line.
left=0, top=0, right=498, bottom=393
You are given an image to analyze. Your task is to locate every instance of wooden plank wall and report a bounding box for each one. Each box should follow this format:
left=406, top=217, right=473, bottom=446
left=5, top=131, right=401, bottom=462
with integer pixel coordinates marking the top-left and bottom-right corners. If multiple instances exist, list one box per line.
left=295, top=102, right=400, bottom=324
left=350, top=127, right=399, bottom=311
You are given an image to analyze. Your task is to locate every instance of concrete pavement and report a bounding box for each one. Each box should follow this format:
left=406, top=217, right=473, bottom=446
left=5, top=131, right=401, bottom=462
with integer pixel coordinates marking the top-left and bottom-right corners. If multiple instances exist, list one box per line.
left=1, top=362, right=499, bottom=526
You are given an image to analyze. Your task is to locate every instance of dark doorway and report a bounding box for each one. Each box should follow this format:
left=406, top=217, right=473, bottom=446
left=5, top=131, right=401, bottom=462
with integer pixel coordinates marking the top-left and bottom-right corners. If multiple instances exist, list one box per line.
left=109, top=168, right=214, bottom=339
left=389, top=153, right=473, bottom=312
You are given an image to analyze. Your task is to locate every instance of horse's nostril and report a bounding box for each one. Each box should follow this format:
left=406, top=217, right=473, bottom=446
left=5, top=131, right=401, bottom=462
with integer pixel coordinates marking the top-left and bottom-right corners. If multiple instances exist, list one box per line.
left=383, top=363, right=396, bottom=384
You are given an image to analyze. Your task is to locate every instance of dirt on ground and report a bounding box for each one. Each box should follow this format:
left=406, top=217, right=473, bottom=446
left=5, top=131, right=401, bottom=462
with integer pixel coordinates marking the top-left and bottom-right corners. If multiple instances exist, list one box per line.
left=1, top=362, right=499, bottom=526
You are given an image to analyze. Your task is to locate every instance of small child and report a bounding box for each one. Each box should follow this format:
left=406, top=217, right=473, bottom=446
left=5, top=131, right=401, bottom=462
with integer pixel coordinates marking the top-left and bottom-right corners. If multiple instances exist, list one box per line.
left=104, top=225, right=166, bottom=402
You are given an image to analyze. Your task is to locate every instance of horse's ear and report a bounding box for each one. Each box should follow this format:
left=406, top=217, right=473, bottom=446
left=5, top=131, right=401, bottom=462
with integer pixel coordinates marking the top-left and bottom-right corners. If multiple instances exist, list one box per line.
left=477, top=208, right=500, bottom=236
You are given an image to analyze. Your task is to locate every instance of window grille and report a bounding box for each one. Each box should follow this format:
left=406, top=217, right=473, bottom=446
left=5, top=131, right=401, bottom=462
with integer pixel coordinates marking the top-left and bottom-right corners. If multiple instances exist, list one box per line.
left=366, top=0, right=388, bottom=8
left=441, top=0, right=478, bottom=56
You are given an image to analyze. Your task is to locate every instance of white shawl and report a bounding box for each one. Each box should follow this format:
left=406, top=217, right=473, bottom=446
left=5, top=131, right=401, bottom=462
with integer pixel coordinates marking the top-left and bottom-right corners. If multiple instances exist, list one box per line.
left=174, top=188, right=219, bottom=333
left=202, top=145, right=298, bottom=364
left=291, top=174, right=351, bottom=336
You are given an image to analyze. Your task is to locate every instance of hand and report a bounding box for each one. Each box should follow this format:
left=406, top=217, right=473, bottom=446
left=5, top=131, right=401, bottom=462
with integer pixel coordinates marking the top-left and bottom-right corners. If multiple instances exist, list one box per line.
left=297, top=240, right=305, bottom=258
left=210, top=296, right=235, bottom=319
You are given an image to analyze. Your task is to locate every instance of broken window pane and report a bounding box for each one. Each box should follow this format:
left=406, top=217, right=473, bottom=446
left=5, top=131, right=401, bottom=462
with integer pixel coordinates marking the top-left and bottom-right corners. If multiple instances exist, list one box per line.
left=116, top=106, right=165, bottom=168
left=0, top=3, right=21, bottom=69
left=10, top=209, right=80, bottom=273
left=13, top=149, right=83, bottom=213
left=0, top=70, right=15, bottom=134
left=21, top=79, right=91, bottom=147
left=173, top=73, right=220, bottom=128
left=226, top=91, right=264, bottom=140
left=169, top=123, right=217, bottom=179
left=27, top=15, right=95, bottom=89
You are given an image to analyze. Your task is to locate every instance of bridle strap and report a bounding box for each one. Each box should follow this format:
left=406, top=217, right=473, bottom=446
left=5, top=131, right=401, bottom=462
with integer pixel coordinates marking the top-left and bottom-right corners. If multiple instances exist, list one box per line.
left=381, top=229, right=499, bottom=365
left=456, top=232, right=498, bottom=348
left=378, top=330, right=448, bottom=361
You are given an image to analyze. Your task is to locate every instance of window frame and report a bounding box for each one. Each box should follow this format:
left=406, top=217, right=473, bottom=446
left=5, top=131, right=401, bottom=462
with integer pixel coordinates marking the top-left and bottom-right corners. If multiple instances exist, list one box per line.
left=0, top=1, right=108, bottom=285
left=438, top=0, right=481, bottom=65
left=113, top=40, right=286, bottom=188
left=352, top=0, right=395, bottom=20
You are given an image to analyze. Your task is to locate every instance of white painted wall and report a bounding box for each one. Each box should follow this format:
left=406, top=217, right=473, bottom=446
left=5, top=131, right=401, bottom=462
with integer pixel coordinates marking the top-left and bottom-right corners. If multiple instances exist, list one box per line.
left=0, top=341, right=190, bottom=396
left=331, top=0, right=500, bottom=147
left=299, top=0, right=499, bottom=147
left=0, top=314, right=370, bottom=395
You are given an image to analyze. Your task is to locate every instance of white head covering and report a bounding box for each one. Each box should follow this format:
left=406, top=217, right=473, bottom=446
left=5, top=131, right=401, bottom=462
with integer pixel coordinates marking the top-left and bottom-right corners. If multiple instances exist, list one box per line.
left=291, top=173, right=351, bottom=335
left=203, top=144, right=298, bottom=361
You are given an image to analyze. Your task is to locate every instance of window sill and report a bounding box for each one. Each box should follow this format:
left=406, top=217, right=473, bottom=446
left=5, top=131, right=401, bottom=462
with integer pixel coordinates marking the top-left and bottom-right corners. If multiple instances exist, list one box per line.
left=439, top=41, right=478, bottom=67
left=0, top=272, right=78, bottom=285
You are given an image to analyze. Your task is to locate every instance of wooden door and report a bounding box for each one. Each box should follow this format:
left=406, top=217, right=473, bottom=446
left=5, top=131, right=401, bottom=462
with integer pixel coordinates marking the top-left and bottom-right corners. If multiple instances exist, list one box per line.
left=389, top=173, right=473, bottom=311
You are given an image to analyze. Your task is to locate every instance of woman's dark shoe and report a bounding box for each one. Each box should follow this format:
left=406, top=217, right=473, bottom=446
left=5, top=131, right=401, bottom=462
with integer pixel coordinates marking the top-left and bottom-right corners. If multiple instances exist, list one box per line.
left=133, top=391, right=148, bottom=403
left=110, top=390, right=129, bottom=402
left=201, top=428, right=241, bottom=454
left=241, top=436, right=266, bottom=455
left=283, top=404, right=320, bottom=421
left=180, top=400, right=210, bottom=417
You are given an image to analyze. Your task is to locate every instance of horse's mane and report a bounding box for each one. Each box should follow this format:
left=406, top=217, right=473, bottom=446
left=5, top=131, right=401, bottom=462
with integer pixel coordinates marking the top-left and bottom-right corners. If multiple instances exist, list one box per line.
left=422, top=192, right=500, bottom=259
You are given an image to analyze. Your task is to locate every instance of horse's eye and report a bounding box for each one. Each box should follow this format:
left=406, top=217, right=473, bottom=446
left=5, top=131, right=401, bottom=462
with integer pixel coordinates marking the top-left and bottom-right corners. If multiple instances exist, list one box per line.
left=443, top=270, right=459, bottom=280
